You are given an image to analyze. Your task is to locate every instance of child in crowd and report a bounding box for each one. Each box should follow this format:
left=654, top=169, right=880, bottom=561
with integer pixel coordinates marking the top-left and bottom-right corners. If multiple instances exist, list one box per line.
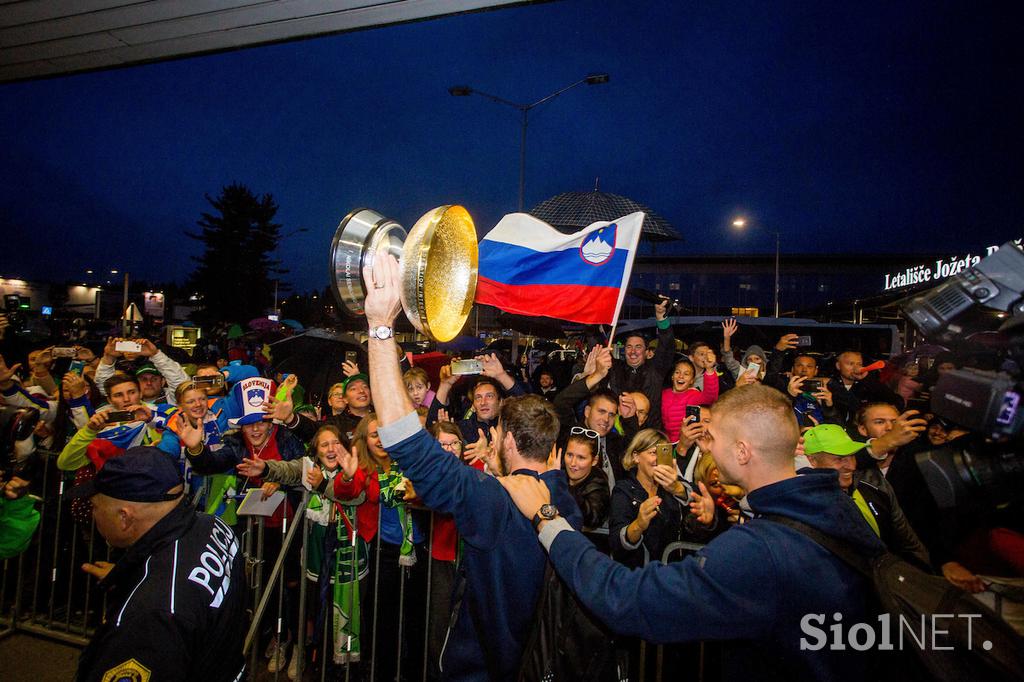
left=403, top=367, right=435, bottom=409
left=661, top=358, right=718, bottom=444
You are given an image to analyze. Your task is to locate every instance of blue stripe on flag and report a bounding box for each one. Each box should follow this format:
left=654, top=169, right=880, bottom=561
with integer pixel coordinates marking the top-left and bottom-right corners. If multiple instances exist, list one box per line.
left=479, top=240, right=630, bottom=288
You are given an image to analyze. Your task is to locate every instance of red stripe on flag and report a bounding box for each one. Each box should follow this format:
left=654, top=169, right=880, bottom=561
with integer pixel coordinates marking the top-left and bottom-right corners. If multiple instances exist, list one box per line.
left=475, top=276, right=620, bottom=325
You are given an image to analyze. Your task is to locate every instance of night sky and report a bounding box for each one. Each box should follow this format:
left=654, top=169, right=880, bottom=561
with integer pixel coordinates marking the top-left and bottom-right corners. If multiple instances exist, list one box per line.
left=1, top=0, right=1021, bottom=294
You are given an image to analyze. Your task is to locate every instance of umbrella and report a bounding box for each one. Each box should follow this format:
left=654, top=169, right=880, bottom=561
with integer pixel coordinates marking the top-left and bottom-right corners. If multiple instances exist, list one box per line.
left=227, top=324, right=244, bottom=340
left=248, top=317, right=279, bottom=332
left=270, top=328, right=364, bottom=411
left=529, top=190, right=681, bottom=242
left=281, top=319, right=305, bottom=331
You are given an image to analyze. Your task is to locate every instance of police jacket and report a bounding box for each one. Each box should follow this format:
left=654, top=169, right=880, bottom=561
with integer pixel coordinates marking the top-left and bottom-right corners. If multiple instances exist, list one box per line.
left=75, top=500, right=246, bottom=682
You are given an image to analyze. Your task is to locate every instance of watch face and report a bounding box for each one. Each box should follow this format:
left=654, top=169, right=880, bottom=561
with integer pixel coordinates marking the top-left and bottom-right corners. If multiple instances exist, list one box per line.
left=539, top=503, right=558, bottom=520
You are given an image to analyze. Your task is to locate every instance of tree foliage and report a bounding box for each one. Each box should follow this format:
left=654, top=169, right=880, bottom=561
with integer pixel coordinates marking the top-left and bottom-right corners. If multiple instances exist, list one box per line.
left=187, top=183, right=282, bottom=323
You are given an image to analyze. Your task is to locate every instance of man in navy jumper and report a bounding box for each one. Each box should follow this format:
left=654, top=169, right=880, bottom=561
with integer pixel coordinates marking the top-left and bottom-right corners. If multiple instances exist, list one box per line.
left=363, top=253, right=582, bottom=681
left=502, top=384, right=887, bottom=681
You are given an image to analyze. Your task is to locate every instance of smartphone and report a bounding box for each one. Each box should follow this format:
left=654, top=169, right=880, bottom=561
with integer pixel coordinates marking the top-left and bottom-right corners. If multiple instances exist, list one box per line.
left=802, top=378, right=821, bottom=393
left=52, top=346, right=77, bottom=358
left=115, top=340, right=143, bottom=353
left=67, top=360, right=86, bottom=376
left=105, top=410, right=137, bottom=423
left=743, top=363, right=760, bottom=377
left=451, top=359, right=482, bottom=375
left=191, top=374, right=225, bottom=388
left=345, top=350, right=358, bottom=365
left=685, top=405, right=701, bottom=424
left=796, top=335, right=812, bottom=347
left=656, top=443, right=675, bottom=467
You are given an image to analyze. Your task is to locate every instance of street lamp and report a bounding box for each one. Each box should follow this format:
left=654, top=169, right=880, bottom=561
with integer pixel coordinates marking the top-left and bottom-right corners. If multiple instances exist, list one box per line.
left=732, top=217, right=781, bottom=318
left=449, top=73, right=609, bottom=211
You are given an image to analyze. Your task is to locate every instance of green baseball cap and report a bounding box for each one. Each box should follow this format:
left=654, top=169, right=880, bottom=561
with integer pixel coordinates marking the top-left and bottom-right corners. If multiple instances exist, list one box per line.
left=803, top=424, right=866, bottom=457
left=342, top=373, right=369, bottom=392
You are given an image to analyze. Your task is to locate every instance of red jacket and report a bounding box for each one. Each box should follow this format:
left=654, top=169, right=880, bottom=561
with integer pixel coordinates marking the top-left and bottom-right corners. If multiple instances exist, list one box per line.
left=333, top=467, right=381, bottom=543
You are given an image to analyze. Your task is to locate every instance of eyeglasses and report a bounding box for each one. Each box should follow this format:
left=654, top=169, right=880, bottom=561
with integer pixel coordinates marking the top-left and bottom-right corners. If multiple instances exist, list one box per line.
left=570, top=426, right=600, bottom=440
left=439, top=440, right=462, bottom=451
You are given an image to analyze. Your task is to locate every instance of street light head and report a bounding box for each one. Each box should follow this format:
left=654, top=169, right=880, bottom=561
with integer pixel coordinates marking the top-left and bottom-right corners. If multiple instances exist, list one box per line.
left=448, top=85, right=473, bottom=97
left=585, top=73, right=610, bottom=85
left=732, top=218, right=747, bottom=228
left=86, top=269, right=93, bottom=274
left=110, top=269, right=119, bottom=274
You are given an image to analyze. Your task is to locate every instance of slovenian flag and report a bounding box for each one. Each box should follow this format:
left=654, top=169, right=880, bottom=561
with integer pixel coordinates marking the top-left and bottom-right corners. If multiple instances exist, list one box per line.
left=476, top=212, right=645, bottom=325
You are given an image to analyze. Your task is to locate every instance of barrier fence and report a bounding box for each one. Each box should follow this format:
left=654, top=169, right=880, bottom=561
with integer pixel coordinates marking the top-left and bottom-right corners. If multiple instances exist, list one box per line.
left=1, top=449, right=712, bottom=682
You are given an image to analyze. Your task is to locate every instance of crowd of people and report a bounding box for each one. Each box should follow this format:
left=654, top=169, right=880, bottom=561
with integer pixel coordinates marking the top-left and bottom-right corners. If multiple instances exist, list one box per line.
left=0, top=281, right=1021, bottom=682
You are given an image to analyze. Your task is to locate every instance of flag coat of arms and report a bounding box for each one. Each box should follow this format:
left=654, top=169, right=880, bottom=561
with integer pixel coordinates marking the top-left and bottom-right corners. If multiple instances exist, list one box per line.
left=475, top=211, right=645, bottom=325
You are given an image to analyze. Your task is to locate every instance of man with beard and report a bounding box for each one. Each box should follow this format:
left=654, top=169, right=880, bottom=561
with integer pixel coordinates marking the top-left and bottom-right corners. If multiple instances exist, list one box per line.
left=362, top=252, right=582, bottom=681
left=606, top=298, right=674, bottom=429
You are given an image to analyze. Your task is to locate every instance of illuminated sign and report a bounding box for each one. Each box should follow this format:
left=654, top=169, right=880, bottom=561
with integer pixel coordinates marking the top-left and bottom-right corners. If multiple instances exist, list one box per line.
left=883, top=239, right=1022, bottom=291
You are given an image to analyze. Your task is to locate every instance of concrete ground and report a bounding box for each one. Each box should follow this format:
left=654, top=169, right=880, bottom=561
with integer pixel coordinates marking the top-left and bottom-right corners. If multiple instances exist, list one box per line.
left=0, top=632, right=81, bottom=681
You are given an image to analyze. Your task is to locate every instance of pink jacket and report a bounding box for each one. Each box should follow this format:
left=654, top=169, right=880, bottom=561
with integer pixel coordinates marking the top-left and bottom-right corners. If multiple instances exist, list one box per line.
left=661, top=370, right=719, bottom=443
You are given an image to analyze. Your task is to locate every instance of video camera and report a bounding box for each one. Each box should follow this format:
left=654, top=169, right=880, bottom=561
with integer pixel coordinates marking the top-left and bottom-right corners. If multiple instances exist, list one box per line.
left=901, top=241, right=1024, bottom=509
left=0, top=405, right=41, bottom=482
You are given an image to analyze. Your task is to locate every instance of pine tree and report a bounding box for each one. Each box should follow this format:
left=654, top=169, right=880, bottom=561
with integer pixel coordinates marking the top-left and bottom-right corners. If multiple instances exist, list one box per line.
left=187, top=183, right=283, bottom=324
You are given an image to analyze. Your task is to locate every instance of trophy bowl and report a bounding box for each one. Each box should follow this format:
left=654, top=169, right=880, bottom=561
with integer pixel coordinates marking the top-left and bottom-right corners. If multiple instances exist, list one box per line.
left=329, top=205, right=478, bottom=342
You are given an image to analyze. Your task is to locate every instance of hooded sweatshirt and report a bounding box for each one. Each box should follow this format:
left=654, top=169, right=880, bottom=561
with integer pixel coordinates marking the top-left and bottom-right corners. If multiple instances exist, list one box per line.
left=540, top=469, right=887, bottom=682
left=724, top=343, right=769, bottom=380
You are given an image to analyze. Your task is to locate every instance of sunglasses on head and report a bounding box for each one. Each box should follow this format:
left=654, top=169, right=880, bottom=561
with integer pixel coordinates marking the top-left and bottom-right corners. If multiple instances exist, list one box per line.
left=570, top=426, right=600, bottom=440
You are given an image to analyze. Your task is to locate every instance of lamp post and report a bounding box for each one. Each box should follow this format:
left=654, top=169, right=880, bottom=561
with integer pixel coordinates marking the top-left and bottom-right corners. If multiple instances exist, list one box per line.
left=449, top=74, right=609, bottom=211
left=732, top=218, right=781, bottom=318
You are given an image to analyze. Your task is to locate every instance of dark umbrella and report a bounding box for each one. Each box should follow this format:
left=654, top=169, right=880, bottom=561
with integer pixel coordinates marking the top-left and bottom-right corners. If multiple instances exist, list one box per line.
left=270, top=328, right=364, bottom=410
left=528, top=190, right=681, bottom=242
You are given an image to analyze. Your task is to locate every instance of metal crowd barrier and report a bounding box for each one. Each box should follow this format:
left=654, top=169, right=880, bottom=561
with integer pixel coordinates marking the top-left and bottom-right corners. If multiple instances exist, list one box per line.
left=1, top=448, right=713, bottom=682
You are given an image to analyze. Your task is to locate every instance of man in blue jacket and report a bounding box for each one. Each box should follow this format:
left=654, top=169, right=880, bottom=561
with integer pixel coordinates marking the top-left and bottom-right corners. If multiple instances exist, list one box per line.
left=501, top=383, right=887, bottom=681
left=364, top=253, right=582, bottom=681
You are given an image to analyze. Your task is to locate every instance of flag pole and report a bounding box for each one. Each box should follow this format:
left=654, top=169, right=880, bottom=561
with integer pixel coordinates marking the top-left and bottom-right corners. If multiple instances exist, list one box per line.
left=605, top=212, right=645, bottom=349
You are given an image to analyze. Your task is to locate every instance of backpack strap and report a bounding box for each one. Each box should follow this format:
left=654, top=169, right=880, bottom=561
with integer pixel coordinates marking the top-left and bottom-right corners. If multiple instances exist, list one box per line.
left=760, top=513, right=875, bottom=578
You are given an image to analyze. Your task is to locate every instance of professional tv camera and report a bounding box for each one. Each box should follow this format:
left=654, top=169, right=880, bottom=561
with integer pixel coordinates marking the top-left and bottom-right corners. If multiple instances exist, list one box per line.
left=901, top=240, right=1024, bottom=510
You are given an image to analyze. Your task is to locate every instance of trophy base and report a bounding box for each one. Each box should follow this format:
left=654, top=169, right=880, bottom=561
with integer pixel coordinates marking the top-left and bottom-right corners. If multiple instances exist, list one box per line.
left=329, top=209, right=407, bottom=317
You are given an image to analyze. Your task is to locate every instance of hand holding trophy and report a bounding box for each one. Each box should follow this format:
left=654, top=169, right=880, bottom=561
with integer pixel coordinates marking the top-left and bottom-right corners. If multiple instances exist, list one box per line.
left=329, top=206, right=479, bottom=342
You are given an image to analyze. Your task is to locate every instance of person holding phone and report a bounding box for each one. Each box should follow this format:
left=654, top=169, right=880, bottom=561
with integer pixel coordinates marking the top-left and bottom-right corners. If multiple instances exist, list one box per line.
left=660, top=358, right=719, bottom=444
left=609, top=428, right=717, bottom=570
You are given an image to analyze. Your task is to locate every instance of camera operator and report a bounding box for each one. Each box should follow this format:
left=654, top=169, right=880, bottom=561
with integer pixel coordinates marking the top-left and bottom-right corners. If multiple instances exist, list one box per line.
left=94, top=336, right=189, bottom=405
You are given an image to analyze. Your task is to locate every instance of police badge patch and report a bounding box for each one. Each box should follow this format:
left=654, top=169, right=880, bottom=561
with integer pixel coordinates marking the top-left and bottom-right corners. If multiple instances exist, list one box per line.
left=101, top=658, right=152, bottom=682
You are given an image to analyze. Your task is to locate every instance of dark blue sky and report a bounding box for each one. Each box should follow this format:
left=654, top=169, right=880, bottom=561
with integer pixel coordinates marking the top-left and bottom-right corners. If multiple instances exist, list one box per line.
left=2, top=0, right=1021, bottom=293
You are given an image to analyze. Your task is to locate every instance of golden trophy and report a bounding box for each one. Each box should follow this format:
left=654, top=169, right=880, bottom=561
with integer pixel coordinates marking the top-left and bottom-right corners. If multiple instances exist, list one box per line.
left=329, top=206, right=478, bottom=342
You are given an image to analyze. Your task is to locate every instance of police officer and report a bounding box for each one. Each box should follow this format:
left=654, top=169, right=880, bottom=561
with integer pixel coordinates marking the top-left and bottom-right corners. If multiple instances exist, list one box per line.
left=73, top=446, right=246, bottom=682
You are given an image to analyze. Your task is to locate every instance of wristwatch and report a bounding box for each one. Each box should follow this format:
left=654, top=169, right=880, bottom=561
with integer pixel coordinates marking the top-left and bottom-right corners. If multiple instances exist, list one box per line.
left=532, top=503, right=560, bottom=530
left=368, top=325, right=393, bottom=340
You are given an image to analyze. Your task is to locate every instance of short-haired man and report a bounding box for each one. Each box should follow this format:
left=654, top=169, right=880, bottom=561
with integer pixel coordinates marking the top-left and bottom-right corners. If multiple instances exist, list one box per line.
left=784, top=354, right=840, bottom=428
left=829, top=350, right=903, bottom=426
left=501, top=385, right=885, bottom=681
left=607, top=299, right=674, bottom=429
left=802, top=423, right=930, bottom=569
left=325, top=373, right=373, bottom=444
left=57, top=374, right=168, bottom=472
left=363, top=253, right=582, bottom=681
left=72, top=447, right=245, bottom=682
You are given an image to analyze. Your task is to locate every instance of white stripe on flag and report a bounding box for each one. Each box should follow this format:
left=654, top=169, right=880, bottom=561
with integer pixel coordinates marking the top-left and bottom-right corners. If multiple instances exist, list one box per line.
left=481, top=211, right=645, bottom=252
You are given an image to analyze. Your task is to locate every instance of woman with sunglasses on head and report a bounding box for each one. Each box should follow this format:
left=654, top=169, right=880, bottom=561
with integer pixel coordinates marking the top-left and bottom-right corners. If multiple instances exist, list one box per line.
left=609, top=428, right=718, bottom=570
left=564, top=429, right=611, bottom=552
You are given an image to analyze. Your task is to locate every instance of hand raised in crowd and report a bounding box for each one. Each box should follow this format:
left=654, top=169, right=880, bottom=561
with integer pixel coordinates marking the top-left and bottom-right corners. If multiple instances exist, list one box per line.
left=0, top=355, right=22, bottom=387
left=102, top=337, right=123, bottom=363
left=63, top=372, right=88, bottom=400
left=652, top=463, right=685, bottom=497
left=236, top=457, right=268, bottom=478
left=635, top=496, right=661, bottom=532
left=437, top=408, right=452, bottom=423
left=3, top=475, right=30, bottom=500
left=941, top=561, right=986, bottom=593
left=263, top=374, right=298, bottom=423
left=362, top=250, right=403, bottom=328
left=736, top=371, right=759, bottom=387
left=126, top=404, right=153, bottom=423
left=260, top=481, right=280, bottom=501
left=654, top=296, right=670, bottom=321
left=31, top=348, right=54, bottom=372
left=337, top=444, right=360, bottom=480
left=775, top=334, right=800, bottom=351
left=618, top=392, right=637, bottom=419
left=75, top=345, right=96, bottom=363
left=477, top=353, right=509, bottom=380
left=678, top=417, right=706, bottom=451
left=581, top=344, right=600, bottom=377
left=721, top=318, right=738, bottom=339
left=0, top=313, right=8, bottom=340
left=306, top=465, right=325, bottom=490
left=465, top=428, right=501, bottom=473
left=137, top=339, right=159, bottom=358
left=86, top=411, right=111, bottom=432
left=179, top=416, right=205, bottom=451
left=546, top=446, right=563, bottom=473
left=81, top=560, right=115, bottom=582
left=689, top=481, right=716, bottom=526
left=787, top=375, right=806, bottom=397
left=341, top=360, right=360, bottom=378
left=813, top=383, right=833, bottom=406
left=873, top=409, right=928, bottom=453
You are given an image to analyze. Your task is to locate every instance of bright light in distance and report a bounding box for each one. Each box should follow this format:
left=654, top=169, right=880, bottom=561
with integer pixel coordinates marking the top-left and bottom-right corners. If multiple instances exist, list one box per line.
left=732, top=218, right=747, bottom=228
left=110, top=270, right=119, bottom=274
left=86, top=269, right=94, bottom=274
